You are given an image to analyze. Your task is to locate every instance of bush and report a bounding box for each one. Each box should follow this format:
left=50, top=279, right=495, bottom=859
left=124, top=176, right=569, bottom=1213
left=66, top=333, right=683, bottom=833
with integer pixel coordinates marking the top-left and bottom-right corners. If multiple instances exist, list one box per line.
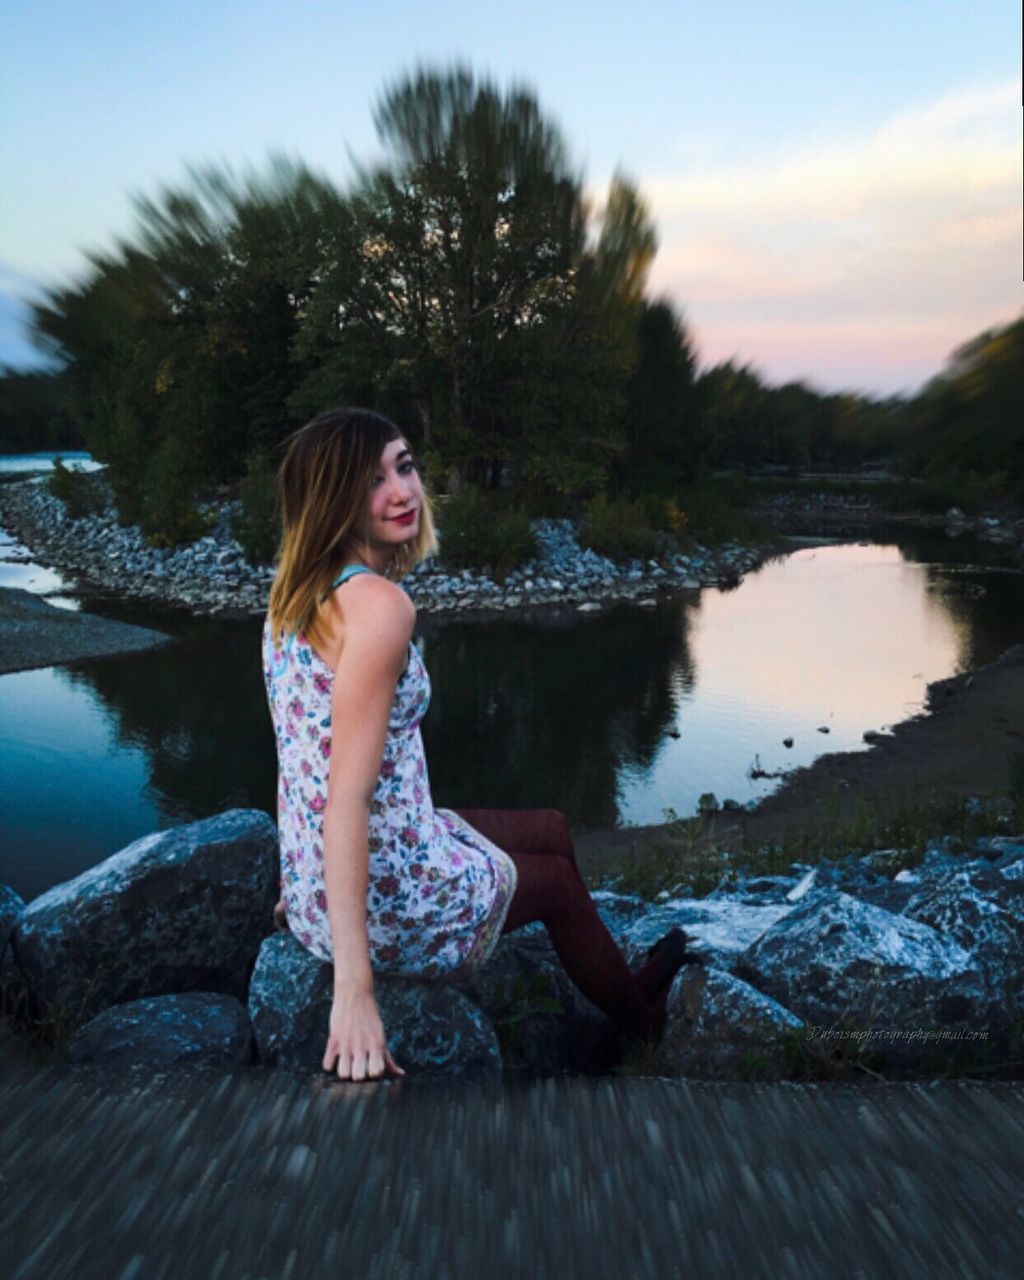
left=47, top=456, right=103, bottom=519
left=231, top=450, right=280, bottom=565
left=436, top=486, right=536, bottom=579
left=140, top=440, right=212, bottom=547
left=579, top=493, right=660, bottom=562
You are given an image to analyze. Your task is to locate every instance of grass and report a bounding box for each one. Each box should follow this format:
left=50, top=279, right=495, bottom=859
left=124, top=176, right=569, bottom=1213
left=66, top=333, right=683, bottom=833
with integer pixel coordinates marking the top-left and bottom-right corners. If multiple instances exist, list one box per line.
left=600, top=770, right=1022, bottom=905
left=0, top=964, right=105, bottom=1066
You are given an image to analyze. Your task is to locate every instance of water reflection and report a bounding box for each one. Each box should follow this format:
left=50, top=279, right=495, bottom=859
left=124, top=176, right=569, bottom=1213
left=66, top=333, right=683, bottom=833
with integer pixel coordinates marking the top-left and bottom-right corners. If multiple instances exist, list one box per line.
left=418, top=597, right=697, bottom=828
left=1, top=534, right=1022, bottom=900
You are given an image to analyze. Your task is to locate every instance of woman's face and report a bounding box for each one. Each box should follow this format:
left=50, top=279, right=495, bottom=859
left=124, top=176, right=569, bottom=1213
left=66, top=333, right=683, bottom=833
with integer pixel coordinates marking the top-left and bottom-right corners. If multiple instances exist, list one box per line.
left=362, top=437, right=423, bottom=554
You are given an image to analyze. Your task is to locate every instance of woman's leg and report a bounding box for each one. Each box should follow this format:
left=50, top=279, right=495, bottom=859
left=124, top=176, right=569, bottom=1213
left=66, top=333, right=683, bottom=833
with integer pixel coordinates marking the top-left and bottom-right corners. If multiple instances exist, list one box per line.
left=451, top=807, right=582, bottom=878
left=452, top=808, right=687, bottom=1041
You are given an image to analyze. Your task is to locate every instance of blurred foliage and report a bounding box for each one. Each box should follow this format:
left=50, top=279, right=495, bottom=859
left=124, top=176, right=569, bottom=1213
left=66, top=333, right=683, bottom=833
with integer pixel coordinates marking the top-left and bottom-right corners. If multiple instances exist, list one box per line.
left=0, top=369, right=80, bottom=454
left=578, top=493, right=662, bottom=562
left=24, top=59, right=1023, bottom=539
left=231, top=450, right=280, bottom=565
left=47, top=455, right=103, bottom=518
left=435, top=486, right=537, bottom=578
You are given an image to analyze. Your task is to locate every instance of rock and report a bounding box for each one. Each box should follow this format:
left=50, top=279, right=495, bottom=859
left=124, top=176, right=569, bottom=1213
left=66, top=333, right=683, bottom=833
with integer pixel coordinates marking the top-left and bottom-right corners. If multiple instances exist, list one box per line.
left=901, top=863, right=1024, bottom=1026
left=248, top=932, right=501, bottom=1079
left=0, top=884, right=26, bottom=980
left=69, top=992, right=253, bottom=1067
left=622, top=899, right=794, bottom=972
left=454, top=931, right=613, bottom=1075
left=12, top=809, right=278, bottom=1023
left=659, top=965, right=804, bottom=1079
left=740, top=891, right=991, bottom=1072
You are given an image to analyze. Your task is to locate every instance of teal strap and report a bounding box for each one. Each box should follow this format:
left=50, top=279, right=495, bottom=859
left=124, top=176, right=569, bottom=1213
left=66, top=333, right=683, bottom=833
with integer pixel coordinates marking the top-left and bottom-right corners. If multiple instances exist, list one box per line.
left=330, top=564, right=377, bottom=590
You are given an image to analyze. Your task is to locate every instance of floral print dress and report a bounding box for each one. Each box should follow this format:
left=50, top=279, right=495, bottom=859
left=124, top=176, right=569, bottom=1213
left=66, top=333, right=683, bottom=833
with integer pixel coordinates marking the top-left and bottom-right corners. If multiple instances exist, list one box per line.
left=262, top=564, right=517, bottom=980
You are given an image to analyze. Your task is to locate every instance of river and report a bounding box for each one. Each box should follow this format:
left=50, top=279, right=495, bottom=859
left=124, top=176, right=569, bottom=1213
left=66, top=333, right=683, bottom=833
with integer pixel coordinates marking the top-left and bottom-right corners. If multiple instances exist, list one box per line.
left=2, top=453, right=1023, bottom=902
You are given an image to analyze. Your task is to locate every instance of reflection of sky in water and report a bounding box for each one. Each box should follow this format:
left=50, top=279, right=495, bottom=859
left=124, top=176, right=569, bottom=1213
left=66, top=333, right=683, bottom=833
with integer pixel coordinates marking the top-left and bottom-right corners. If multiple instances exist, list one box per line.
left=0, top=666, right=160, bottom=900
left=616, top=542, right=990, bottom=825
left=0, top=556, right=70, bottom=599
left=0, top=533, right=1021, bottom=899
left=0, top=452, right=100, bottom=475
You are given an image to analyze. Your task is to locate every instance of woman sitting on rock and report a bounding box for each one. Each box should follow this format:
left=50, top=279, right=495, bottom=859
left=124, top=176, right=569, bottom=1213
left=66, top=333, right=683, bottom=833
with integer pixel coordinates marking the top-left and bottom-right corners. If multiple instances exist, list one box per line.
left=263, top=407, right=690, bottom=1080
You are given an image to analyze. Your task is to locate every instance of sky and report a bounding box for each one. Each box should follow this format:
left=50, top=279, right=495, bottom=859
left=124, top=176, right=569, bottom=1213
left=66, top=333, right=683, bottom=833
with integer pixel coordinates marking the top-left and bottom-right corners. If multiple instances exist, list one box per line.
left=1, top=0, right=1020, bottom=396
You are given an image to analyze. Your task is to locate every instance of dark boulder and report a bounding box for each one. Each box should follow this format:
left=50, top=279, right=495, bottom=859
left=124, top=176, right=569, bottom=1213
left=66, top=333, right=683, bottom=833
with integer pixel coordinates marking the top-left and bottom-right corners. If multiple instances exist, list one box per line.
left=69, top=992, right=253, bottom=1067
left=658, top=964, right=804, bottom=1079
left=0, top=884, right=25, bottom=980
left=248, top=933, right=501, bottom=1079
left=741, top=891, right=991, bottom=1074
left=453, top=928, right=613, bottom=1074
left=12, top=809, right=278, bottom=1023
left=901, top=862, right=1024, bottom=1041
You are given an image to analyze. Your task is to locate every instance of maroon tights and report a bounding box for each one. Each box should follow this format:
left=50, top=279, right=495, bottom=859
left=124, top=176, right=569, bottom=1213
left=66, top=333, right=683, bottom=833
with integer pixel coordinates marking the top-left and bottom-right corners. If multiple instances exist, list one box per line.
left=451, top=808, right=679, bottom=1043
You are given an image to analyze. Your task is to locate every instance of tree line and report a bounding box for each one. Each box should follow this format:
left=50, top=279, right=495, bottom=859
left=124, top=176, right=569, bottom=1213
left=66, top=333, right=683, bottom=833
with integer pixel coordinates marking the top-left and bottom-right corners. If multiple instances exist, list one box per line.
left=4, top=65, right=1022, bottom=543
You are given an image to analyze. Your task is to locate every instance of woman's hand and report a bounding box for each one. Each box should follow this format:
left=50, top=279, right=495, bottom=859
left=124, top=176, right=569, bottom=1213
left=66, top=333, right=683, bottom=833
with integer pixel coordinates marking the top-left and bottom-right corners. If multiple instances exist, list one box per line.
left=323, top=985, right=406, bottom=1081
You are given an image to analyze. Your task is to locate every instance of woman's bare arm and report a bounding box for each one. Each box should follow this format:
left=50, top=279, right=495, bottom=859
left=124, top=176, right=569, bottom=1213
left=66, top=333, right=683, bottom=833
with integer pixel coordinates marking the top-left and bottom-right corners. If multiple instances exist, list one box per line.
left=320, top=574, right=415, bottom=1079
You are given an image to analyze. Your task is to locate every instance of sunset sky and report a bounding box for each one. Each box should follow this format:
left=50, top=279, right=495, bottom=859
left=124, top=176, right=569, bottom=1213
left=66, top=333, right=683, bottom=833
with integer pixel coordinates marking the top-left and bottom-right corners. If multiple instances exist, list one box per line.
left=1, top=0, right=1020, bottom=395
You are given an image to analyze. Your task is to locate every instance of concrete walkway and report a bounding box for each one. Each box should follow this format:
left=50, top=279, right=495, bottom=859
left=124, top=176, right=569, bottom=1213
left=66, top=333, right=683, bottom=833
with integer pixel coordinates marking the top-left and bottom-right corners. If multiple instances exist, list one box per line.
left=2, top=1049, right=1021, bottom=1279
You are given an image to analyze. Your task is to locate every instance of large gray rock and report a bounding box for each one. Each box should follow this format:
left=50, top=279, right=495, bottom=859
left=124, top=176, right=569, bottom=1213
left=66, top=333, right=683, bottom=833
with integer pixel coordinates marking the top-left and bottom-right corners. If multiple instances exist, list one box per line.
left=249, top=933, right=501, bottom=1079
left=740, top=891, right=992, bottom=1073
left=453, top=930, right=614, bottom=1074
left=901, top=862, right=1024, bottom=1034
left=622, top=899, right=794, bottom=972
left=69, top=993, right=253, bottom=1067
left=0, top=884, right=25, bottom=980
left=12, top=810, right=278, bottom=1023
left=658, top=964, right=805, bottom=1080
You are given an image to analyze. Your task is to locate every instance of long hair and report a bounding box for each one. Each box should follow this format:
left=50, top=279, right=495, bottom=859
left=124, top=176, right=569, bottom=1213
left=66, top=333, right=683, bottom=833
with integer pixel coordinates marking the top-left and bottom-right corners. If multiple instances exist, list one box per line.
left=267, top=408, right=437, bottom=649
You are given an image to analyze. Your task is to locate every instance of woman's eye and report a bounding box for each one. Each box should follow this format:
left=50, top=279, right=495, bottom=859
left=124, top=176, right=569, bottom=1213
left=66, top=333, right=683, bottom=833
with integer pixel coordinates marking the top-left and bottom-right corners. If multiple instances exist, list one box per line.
left=399, top=460, right=416, bottom=475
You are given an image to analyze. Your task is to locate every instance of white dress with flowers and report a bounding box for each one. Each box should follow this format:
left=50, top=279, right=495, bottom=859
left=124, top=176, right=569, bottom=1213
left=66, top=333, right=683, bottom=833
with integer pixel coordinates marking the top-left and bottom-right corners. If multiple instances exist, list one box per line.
left=261, top=565, right=517, bottom=979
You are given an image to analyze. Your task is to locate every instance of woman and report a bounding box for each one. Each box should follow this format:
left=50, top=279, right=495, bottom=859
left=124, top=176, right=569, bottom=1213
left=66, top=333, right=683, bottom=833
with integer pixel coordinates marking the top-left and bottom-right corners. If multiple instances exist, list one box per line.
left=263, top=408, right=691, bottom=1081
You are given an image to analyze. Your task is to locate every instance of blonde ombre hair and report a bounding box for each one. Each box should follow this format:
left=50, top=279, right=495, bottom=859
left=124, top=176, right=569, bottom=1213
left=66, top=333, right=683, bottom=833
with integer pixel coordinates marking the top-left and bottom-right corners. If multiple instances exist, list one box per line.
left=267, top=408, right=437, bottom=650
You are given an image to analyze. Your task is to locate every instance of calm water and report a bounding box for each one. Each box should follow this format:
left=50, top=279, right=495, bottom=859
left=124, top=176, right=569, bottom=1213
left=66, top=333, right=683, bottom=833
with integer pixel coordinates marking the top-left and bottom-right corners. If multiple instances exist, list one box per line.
left=2, top=455, right=1023, bottom=901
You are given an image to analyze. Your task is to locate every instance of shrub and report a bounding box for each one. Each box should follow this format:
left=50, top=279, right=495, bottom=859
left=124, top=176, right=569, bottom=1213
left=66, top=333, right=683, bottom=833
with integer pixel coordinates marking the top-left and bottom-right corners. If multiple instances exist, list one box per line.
left=47, top=456, right=103, bottom=519
left=579, top=493, right=660, bottom=562
left=231, top=450, right=280, bottom=565
left=436, top=486, right=536, bottom=579
left=140, top=440, right=213, bottom=547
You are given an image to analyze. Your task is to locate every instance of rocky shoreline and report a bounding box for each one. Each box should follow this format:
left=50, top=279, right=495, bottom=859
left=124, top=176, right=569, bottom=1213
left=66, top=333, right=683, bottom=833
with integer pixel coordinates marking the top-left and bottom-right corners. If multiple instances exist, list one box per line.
left=747, top=486, right=1024, bottom=559
left=3, top=809, right=1023, bottom=1081
left=0, top=472, right=785, bottom=619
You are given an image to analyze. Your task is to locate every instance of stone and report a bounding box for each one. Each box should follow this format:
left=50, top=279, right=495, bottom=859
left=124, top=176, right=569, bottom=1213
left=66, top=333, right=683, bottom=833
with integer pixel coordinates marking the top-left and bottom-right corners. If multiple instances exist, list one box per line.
left=901, top=863, right=1024, bottom=1027
left=1, top=884, right=26, bottom=981
left=453, top=931, right=613, bottom=1075
left=622, top=899, right=794, bottom=972
left=12, top=809, right=279, bottom=1023
left=69, top=992, right=254, bottom=1067
left=248, top=932, right=501, bottom=1079
left=658, top=964, right=804, bottom=1079
left=740, top=891, right=992, bottom=1072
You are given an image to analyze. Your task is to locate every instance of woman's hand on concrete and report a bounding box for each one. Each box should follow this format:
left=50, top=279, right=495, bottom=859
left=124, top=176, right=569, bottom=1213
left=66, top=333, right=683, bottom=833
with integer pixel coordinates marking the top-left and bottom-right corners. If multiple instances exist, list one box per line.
left=323, top=986, right=405, bottom=1081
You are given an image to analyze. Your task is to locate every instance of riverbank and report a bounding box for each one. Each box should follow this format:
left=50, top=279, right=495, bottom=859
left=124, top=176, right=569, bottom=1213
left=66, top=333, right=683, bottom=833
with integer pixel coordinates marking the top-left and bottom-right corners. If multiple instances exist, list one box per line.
left=0, top=472, right=792, bottom=620
left=0, top=586, right=171, bottom=674
left=577, top=641, right=1024, bottom=884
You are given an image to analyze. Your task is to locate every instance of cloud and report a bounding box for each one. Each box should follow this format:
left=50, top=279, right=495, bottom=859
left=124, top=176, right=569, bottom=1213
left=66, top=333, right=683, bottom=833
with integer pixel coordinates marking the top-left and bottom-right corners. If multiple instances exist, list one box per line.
left=639, top=79, right=1023, bottom=394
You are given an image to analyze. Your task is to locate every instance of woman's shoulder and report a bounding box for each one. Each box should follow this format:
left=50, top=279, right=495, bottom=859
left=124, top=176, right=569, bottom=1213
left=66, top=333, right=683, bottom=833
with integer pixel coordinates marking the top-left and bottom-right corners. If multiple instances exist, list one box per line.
left=323, top=570, right=416, bottom=651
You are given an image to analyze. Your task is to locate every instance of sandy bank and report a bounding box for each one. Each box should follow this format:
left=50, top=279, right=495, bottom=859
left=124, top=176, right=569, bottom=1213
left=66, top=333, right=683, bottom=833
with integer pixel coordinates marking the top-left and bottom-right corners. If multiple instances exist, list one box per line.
left=577, top=642, right=1024, bottom=876
left=0, top=587, right=172, bottom=675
